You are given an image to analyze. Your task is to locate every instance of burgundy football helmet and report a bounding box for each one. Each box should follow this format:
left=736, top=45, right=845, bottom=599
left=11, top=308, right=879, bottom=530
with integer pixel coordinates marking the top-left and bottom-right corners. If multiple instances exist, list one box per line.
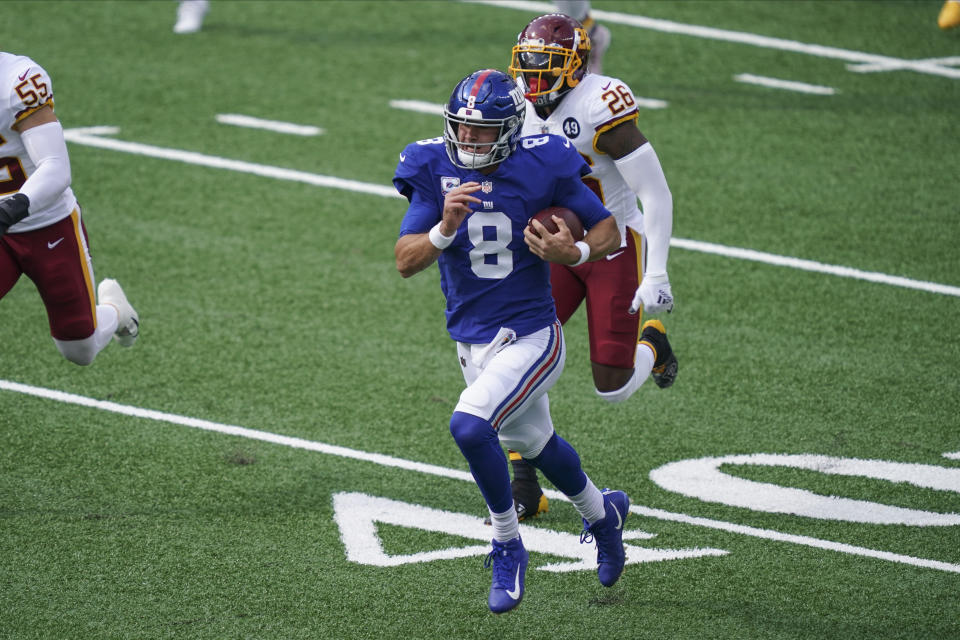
left=508, top=13, right=592, bottom=108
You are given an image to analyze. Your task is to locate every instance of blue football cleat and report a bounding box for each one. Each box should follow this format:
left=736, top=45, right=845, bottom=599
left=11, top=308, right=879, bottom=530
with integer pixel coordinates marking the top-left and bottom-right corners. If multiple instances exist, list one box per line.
left=484, top=537, right=528, bottom=613
left=581, top=489, right=629, bottom=587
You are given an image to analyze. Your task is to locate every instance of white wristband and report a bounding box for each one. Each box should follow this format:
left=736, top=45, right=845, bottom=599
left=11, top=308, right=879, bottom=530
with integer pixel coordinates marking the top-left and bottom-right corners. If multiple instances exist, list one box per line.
left=428, top=222, right=456, bottom=250
left=571, top=241, right=590, bottom=266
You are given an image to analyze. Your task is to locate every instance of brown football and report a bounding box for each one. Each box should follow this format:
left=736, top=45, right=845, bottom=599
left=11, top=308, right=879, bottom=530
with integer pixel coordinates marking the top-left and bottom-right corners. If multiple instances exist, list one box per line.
left=527, top=206, right=585, bottom=241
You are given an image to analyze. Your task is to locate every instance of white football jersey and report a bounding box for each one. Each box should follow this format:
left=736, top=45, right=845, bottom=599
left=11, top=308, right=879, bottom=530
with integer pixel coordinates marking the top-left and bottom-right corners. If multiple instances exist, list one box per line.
left=520, top=73, right=643, bottom=246
left=0, top=52, right=76, bottom=232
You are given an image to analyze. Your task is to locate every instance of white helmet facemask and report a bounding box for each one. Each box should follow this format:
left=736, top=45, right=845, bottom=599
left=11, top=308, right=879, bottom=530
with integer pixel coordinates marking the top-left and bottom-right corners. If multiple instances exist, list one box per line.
left=444, top=109, right=520, bottom=170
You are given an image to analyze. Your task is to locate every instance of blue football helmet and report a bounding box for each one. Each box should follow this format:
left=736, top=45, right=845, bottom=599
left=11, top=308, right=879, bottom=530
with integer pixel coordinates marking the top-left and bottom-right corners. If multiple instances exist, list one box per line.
left=443, top=69, right=526, bottom=170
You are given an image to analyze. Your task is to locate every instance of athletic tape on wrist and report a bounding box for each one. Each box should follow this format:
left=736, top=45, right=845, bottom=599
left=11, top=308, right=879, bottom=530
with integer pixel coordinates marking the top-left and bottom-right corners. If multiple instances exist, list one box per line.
left=572, top=241, right=591, bottom=266
left=428, top=222, right=456, bottom=250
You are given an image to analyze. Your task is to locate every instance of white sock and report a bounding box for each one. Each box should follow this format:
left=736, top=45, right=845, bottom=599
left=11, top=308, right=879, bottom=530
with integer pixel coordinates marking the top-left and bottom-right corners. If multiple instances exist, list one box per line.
left=569, top=478, right=605, bottom=525
left=596, top=342, right=656, bottom=403
left=636, top=341, right=655, bottom=376
left=488, top=507, right=520, bottom=542
left=96, top=303, right=120, bottom=340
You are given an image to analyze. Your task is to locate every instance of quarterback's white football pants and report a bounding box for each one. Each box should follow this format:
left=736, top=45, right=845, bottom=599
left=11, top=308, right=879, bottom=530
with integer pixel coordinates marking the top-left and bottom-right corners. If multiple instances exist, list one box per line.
left=455, top=321, right=565, bottom=459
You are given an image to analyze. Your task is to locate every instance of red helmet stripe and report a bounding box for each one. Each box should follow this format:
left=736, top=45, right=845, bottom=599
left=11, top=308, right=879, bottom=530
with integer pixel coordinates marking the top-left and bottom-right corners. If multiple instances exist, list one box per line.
left=468, top=69, right=495, bottom=101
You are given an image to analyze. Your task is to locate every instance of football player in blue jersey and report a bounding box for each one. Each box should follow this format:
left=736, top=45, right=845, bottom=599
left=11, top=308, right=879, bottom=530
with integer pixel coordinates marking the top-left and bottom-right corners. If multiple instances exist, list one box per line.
left=394, top=69, right=630, bottom=614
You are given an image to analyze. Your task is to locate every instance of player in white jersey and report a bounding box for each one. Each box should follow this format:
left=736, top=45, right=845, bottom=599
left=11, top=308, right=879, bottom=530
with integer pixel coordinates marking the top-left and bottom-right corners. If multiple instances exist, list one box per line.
left=494, top=13, right=678, bottom=520
left=0, top=52, right=139, bottom=365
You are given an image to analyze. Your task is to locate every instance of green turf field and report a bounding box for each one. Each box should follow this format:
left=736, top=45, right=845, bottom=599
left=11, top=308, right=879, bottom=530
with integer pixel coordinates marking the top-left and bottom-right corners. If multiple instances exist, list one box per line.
left=2, top=1, right=959, bottom=638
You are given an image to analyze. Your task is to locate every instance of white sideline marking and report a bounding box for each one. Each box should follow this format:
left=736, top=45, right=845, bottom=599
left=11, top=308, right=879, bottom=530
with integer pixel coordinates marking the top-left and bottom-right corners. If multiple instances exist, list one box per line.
left=472, top=0, right=960, bottom=80
left=62, top=127, right=960, bottom=299
left=215, top=113, right=324, bottom=136
left=734, top=73, right=836, bottom=95
left=944, top=452, right=960, bottom=461
left=3, top=378, right=959, bottom=575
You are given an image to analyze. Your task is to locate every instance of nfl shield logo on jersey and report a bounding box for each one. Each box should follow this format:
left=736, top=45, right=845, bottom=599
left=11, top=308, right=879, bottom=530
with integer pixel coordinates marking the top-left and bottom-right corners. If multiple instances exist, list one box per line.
left=440, top=177, right=460, bottom=194
left=481, top=181, right=493, bottom=193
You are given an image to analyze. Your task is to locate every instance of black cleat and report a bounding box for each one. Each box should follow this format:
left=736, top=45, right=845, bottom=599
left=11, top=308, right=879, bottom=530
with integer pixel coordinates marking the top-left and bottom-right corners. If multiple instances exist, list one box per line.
left=640, top=319, right=678, bottom=389
left=484, top=461, right=549, bottom=524
left=511, top=476, right=549, bottom=522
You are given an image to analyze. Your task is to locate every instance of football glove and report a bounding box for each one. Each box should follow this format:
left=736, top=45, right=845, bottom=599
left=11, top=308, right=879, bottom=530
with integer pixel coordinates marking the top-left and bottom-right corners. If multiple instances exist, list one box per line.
left=0, top=194, right=30, bottom=237
left=629, top=271, right=674, bottom=315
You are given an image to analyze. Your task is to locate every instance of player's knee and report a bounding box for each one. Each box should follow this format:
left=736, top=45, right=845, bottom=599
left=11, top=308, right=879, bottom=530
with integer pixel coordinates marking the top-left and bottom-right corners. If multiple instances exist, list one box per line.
left=456, top=383, right=492, bottom=415
left=595, top=375, right=638, bottom=404
left=449, top=411, right=496, bottom=451
left=54, top=337, right=98, bottom=366
left=59, top=348, right=96, bottom=366
left=592, top=359, right=635, bottom=399
left=501, top=427, right=553, bottom=460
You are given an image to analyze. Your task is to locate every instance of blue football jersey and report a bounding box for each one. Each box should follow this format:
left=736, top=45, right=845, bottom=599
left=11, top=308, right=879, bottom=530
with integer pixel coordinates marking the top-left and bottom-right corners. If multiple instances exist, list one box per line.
left=394, top=134, right=611, bottom=344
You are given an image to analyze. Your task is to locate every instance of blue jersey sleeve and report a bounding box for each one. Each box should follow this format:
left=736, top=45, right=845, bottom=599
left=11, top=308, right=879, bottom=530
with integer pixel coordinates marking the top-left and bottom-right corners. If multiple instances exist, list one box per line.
left=552, top=169, right=610, bottom=231
left=521, top=134, right=611, bottom=230
left=393, top=139, right=444, bottom=237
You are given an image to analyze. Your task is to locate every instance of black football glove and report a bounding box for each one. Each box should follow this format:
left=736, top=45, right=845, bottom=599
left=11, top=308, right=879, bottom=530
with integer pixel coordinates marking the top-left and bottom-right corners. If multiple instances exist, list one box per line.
left=0, top=193, right=30, bottom=237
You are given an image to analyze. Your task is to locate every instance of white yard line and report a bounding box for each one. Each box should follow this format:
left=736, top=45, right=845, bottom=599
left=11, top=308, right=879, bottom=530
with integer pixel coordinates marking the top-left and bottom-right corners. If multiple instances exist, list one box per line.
left=734, top=73, right=836, bottom=95
left=62, top=126, right=960, bottom=299
left=847, top=56, right=960, bottom=74
left=632, top=96, right=669, bottom=109
left=63, top=126, right=399, bottom=199
left=215, top=113, right=324, bottom=136
left=0, top=379, right=473, bottom=483
left=945, top=452, right=960, bottom=461
left=471, top=0, right=960, bottom=80
left=671, top=238, right=960, bottom=298
left=3, top=378, right=958, bottom=575
left=389, top=99, right=445, bottom=116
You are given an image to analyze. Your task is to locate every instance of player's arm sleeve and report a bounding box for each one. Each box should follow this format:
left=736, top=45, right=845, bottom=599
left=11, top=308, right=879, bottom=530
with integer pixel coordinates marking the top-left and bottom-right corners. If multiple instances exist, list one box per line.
left=393, top=144, right=442, bottom=237
left=392, top=144, right=450, bottom=277
left=19, top=120, right=71, bottom=211
left=7, top=63, right=69, bottom=212
left=553, top=175, right=610, bottom=231
left=614, top=142, right=672, bottom=274
left=398, top=188, right=440, bottom=237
